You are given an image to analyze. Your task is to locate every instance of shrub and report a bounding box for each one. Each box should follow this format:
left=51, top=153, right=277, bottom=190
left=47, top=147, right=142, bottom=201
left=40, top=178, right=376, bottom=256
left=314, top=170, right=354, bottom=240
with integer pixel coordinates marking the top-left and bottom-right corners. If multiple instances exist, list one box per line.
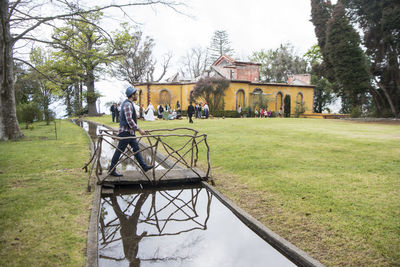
left=75, top=106, right=88, bottom=116
left=350, top=106, right=362, bottom=118
left=294, top=101, right=306, bottom=118
left=17, top=102, right=42, bottom=129
left=210, top=110, right=240, bottom=118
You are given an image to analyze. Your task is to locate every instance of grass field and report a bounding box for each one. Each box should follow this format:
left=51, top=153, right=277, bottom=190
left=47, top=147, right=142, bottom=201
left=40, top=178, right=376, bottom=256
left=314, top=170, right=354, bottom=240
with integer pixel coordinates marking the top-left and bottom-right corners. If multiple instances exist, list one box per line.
left=88, top=115, right=400, bottom=266
left=0, top=120, right=92, bottom=266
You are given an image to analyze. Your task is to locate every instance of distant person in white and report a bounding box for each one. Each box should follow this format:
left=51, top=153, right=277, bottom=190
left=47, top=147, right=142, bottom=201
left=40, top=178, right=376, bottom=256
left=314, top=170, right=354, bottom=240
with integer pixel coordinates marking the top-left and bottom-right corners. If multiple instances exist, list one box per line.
left=144, top=103, right=156, bottom=121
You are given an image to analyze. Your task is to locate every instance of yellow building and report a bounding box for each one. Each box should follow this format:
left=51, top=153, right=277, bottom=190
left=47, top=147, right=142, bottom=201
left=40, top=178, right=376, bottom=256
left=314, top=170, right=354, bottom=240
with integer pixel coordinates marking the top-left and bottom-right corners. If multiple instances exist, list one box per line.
left=135, top=55, right=315, bottom=116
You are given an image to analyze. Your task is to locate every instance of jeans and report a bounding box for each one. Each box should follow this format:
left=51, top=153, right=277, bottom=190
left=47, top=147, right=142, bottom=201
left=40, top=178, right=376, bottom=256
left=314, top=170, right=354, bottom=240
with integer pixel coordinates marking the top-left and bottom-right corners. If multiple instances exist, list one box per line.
left=109, top=131, right=148, bottom=171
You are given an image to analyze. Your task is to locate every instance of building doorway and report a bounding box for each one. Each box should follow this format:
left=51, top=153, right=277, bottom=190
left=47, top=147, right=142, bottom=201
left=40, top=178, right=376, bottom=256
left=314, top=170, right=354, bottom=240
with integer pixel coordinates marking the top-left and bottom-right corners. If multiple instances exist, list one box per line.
left=236, top=89, right=245, bottom=110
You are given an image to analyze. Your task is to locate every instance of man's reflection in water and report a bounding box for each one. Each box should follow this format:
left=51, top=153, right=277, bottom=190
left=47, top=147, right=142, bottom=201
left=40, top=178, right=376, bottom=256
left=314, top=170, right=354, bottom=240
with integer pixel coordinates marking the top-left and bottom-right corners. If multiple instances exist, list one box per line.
left=110, top=194, right=149, bottom=267
left=99, top=188, right=212, bottom=267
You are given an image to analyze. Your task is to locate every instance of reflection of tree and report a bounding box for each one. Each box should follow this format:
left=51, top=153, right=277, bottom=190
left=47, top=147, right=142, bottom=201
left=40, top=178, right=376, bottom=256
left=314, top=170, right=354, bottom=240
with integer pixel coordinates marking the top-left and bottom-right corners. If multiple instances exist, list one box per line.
left=87, top=121, right=98, bottom=142
left=99, top=187, right=212, bottom=266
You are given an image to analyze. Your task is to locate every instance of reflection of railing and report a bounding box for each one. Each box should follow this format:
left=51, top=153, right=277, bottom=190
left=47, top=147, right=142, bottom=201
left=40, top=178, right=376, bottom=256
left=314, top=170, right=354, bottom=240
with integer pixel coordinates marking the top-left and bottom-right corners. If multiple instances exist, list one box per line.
left=99, top=187, right=212, bottom=265
left=83, top=127, right=212, bottom=186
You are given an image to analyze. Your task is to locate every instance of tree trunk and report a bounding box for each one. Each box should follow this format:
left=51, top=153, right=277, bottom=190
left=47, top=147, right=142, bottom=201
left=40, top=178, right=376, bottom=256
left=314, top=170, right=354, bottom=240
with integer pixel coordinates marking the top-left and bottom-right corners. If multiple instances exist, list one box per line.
left=44, top=106, right=50, bottom=125
left=65, top=87, right=72, bottom=116
left=375, top=78, right=398, bottom=118
left=0, top=0, right=23, bottom=140
left=73, top=83, right=80, bottom=114
left=369, top=87, right=384, bottom=115
left=86, top=68, right=97, bottom=116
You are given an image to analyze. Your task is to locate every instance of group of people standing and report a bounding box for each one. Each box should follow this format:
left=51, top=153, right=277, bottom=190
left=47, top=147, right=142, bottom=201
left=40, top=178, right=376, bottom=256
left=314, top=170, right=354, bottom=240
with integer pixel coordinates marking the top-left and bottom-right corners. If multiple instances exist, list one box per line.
left=110, top=103, right=121, bottom=123
left=255, top=108, right=273, bottom=118
left=187, top=102, right=209, bottom=123
left=237, top=104, right=282, bottom=118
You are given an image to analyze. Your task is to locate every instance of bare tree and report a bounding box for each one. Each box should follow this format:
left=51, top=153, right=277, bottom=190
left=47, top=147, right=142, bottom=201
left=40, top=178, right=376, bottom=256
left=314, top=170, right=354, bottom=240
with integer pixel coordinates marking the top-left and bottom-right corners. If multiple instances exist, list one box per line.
left=148, top=52, right=173, bottom=82
left=112, top=25, right=172, bottom=84
left=179, top=46, right=208, bottom=79
left=0, top=0, right=182, bottom=140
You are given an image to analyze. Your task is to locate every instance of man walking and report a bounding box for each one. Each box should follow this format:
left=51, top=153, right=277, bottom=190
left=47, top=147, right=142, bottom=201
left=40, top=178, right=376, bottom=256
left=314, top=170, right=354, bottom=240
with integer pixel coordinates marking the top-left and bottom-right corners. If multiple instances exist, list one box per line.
left=187, top=102, right=195, bottom=123
left=110, top=103, right=116, bottom=122
left=108, top=86, right=153, bottom=177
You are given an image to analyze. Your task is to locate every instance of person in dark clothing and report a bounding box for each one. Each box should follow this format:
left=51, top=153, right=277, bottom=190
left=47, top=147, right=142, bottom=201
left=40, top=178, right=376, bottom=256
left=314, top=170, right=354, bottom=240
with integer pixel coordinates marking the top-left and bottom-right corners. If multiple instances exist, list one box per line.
left=187, top=102, right=195, bottom=123
left=194, top=103, right=198, bottom=119
left=116, top=103, right=120, bottom=123
left=108, top=86, right=153, bottom=177
left=157, top=104, right=164, bottom=119
left=110, top=103, right=116, bottom=122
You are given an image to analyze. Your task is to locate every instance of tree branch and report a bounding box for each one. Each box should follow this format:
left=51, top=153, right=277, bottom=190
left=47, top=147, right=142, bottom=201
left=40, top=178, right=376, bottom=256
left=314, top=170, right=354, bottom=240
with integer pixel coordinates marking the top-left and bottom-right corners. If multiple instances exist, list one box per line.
left=11, top=1, right=183, bottom=43
left=13, top=57, right=61, bottom=85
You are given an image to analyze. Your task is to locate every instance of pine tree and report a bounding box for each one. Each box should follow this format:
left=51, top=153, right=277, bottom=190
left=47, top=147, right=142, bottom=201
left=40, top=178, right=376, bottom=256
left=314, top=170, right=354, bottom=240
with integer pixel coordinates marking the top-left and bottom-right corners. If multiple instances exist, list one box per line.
left=325, top=3, right=370, bottom=111
left=310, top=0, right=336, bottom=82
left=208, top=30, right=235, bottom=64
left=342, top=0, right=400, bottom=117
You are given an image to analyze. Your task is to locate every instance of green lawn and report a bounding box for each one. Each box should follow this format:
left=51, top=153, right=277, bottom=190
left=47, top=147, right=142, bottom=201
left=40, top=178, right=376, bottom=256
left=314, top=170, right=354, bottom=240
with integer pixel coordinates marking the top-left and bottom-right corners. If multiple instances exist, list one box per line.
left=0, top=120, right=92, bottom=266
left=89, top=115, right=400, bottom=266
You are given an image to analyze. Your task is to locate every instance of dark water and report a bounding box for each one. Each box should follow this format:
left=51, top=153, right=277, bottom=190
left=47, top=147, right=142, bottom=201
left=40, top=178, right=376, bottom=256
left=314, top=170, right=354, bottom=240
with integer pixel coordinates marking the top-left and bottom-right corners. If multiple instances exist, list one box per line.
left=74, top=120, right=296, bottom=266
left=98, top=185, right=295, bottom=267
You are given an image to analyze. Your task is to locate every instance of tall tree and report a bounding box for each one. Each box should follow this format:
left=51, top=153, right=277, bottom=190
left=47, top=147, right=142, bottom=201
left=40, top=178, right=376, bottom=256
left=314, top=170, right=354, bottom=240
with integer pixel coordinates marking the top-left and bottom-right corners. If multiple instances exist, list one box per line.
left=325, top=3, right=370, bottom=112
left=52, top=11, right=115, bottom=116
left=342, top=0, right=400, bottom=117
left=251, top=43, right=307, bottom=83
left=50, top=52, right=85, bottom=116
left=208, top=30, right=235, bottom=64
left=0, top=0, right=181, bottom=140
left=310, top=0, right=336, bottom=82
left=311, top=0, right=400, bottom=116
left=28, top=47, right=60, bottom=124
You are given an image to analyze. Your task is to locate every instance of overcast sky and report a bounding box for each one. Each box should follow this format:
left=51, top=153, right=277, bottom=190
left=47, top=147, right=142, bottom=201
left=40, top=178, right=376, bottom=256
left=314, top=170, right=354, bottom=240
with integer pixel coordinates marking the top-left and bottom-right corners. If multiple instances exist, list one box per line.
left=53, top=0, right=329, bottom=115
left=109, top=0, right=318, bottom=66
left=94, top=0, right=319, bottom=107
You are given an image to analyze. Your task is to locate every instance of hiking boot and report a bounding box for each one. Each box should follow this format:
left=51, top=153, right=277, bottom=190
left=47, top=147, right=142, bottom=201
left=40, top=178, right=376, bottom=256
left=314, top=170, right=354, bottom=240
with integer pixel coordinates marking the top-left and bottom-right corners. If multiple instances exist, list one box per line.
left=109, top=170, right=123, bottom=177
left=142, top=165, right=154, bottom=172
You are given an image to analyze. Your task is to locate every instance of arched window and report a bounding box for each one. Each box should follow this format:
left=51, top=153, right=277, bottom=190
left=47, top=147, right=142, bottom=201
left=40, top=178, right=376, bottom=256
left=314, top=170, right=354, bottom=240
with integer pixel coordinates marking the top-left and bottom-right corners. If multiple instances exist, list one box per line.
left=189, top=90, right=194, bottom=102
left=296, top=92, right=304, bottom=104
left=276, top=92, right=283, bottom=111
left=236, top=89, right=245, bottom=110
left=159, top=89, right=171, bottom=107
left=251, top=88, right=264, bottom=110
